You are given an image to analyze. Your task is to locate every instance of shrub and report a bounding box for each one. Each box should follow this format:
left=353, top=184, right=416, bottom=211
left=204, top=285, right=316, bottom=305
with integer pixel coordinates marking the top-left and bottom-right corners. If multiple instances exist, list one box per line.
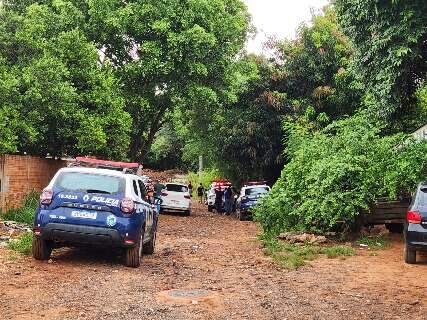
left=8, top=232, right=33, bottom=256
left=324, top=245, right=355, bottom=258
left=3, top=191, right=39, bottom=225
left=255, top=113, right=427, bottom=235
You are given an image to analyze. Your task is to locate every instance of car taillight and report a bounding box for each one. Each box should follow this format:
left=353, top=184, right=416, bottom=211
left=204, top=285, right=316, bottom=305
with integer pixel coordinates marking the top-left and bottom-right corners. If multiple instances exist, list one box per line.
left=184, top=194, right=191, bottom=199
left=121, top=197, right=135, bottom=214
left=33, top=226, right=42, bottom=236
left=40, top=189, right=53, bottom=205
left=161, top=191, right=168, bottom=196
left=407, top=210, right=422, bottom=224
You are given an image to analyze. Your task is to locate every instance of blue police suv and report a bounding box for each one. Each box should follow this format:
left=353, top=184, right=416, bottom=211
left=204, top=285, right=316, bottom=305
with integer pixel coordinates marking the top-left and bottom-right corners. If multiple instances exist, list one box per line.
left=236, top=184, right=271, bottom=221
left=404, top=182, right=427, bottom=264
left=32, top=165, right=158, bottom=267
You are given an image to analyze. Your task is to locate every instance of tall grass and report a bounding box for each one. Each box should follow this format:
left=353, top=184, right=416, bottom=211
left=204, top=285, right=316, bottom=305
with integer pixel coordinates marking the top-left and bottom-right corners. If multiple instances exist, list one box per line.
left=8, top=232, right=33, bottom=255
left=2, top=191, right=39, bottom=225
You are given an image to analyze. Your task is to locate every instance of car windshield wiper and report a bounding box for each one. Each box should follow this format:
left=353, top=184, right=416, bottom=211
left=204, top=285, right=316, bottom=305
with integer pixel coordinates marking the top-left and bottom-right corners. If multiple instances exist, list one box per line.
left=86, top=189, right=111, bottom=194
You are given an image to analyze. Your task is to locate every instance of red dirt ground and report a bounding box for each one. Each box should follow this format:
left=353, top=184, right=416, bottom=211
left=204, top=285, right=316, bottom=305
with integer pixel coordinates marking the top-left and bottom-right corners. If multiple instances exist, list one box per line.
left=0, top=203, right=426, bottom=319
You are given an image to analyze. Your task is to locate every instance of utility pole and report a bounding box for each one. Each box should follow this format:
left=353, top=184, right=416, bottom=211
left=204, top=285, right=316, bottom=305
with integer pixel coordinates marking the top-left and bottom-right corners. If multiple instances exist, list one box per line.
left=198, top=155, right=203, bottom=178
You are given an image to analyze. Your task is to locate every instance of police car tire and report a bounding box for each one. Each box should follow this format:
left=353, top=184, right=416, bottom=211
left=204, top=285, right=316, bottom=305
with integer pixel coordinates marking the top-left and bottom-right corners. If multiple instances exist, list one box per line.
left=143, top=229, right=156, bottom=255
left=238, top=210, right=245, bottom=221
left=32, top=236, right=52, bottom=260
left=125, top=229, right=144, bottom=268
left=404, top=244, right=416, bottom=264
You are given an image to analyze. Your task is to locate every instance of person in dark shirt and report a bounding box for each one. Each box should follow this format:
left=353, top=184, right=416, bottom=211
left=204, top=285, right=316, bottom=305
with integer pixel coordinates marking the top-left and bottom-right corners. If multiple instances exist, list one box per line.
left=224, top=186, right=233, bottom=215
left=154, top=180, right=165, bottom=197
left=197, top=183, right=205, bottom=203
left=188, top=182, right=193, bottom=197
left=214, top=187, right=224, bottom=213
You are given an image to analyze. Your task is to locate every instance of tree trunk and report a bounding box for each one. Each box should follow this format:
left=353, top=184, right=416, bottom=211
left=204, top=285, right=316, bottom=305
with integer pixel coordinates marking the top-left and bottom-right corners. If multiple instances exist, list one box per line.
left=136, top=103, right=168, bottom=163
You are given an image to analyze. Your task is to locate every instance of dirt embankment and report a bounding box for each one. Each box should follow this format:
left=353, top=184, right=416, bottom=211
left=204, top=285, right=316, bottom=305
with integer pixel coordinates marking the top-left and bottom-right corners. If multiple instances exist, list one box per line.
left=0, top=203, right=426, bottom=320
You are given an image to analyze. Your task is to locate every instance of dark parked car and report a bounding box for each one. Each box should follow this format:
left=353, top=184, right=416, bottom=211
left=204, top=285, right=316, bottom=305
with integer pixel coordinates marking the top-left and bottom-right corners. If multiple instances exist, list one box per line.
left=404, top=182, right=427, bottom=264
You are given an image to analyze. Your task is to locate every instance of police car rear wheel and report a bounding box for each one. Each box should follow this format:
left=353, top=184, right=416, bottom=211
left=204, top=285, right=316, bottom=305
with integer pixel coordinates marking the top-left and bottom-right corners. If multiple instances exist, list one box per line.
left=143, top=229, right=156, bottom=254
left=32, top=236, right=52, bottom=260
left=125, top=229, right=144, bottom=268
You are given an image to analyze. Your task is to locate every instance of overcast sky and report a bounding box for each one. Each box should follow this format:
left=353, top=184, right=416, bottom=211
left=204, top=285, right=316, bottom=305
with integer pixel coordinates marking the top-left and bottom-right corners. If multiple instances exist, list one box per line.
left=244, top=0, right=330, bottom=54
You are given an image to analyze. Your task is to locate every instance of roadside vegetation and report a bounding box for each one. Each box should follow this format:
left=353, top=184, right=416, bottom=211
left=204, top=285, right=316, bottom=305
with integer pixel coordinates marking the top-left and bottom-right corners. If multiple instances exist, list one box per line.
left=2, top=192, right=38, bottom=256
left=253, top=1, right=427, bottom=240
left=2, top=192, right=38, bottom=225
left=356, top=235, right=390, bottom=250
left=8, top=232, right=33, bottom=256
left=262, top=237, right=355, bottom=270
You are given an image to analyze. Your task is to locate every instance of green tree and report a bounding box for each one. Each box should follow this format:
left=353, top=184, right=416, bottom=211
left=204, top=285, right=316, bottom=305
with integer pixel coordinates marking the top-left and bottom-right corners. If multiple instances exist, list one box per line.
left=273, top=7, right=361, bottom=120
left=335, top=0, right=427, bottom=125
left=84, top=0, right=250, bottom=161
left=182, top=8, right=360, bottom=184
left=0, top=1, right=131, bottom=158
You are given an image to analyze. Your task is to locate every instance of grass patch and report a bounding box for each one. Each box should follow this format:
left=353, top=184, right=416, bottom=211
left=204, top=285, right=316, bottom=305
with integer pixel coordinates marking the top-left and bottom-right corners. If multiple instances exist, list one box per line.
left=2, top=191, right=39, bottom=225
left=261, top=237, right=355, bottom=270
left=8, top=232, right=33, bottom=256
left=324, top=245, right=356, bottom=258
left=356, top=235, right=389, bottom=249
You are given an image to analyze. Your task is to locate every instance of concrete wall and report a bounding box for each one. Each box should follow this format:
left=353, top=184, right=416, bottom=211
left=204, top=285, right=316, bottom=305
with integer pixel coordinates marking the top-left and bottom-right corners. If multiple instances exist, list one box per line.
left=0, top=155, right=66, bottom=212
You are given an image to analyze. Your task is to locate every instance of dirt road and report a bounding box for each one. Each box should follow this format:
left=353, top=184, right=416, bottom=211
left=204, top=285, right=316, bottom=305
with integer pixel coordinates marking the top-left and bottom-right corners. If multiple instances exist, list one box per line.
left=1, top=203, right=427, bottom=320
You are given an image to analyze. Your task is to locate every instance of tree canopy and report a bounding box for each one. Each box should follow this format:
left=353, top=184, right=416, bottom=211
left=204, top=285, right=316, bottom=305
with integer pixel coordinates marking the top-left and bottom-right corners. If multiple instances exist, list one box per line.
left=335, top=0, right=427, bottom=126
left=0, top=0, right=250, bottom=160
left=0, top=0, right=131, bottom=158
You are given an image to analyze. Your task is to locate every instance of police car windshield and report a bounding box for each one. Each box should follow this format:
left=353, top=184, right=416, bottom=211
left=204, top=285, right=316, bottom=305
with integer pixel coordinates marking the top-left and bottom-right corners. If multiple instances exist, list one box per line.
left=54, top=172, right=125, bottom=195
left=245, top=187, right=269, bottom=196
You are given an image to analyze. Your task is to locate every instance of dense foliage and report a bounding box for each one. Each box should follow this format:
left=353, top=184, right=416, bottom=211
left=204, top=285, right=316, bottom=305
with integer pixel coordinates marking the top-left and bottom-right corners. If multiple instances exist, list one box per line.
left=273, top=8, right=361, bottom=120
left=0, top=1, right=131, bottom=158
left=256, top=113, right=427, bottom=234
left=0, top=0, right=250, bottom=161
left=176, top=8, right=359, bottom=184
left=335, top=0, right=427, bottom=126
left=255, top=2, right=427, bottom=235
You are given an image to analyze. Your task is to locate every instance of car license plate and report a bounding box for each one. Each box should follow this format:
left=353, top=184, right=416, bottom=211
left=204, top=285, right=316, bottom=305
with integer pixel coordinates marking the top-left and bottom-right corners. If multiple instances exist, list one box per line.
left=71, top=210, right=97, bottom=219
left=171, top=200, right=179, bottom=204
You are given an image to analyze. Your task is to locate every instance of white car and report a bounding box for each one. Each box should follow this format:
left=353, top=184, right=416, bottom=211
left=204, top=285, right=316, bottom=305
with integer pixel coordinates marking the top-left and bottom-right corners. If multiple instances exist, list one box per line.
left=161, top=183, right=192, bottom=216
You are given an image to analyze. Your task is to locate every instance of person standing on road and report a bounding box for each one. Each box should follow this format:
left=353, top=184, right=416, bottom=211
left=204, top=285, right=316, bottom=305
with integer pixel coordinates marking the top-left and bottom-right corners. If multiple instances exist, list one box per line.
left=188, top=182, right=193, bottom=197
left=224, top=186, right=233, bottom=215
left=197, top=183, right=205, bottom=203
left=154, top=180, right=165, bottom=198
left=214, top=187, right=224, bottom=213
